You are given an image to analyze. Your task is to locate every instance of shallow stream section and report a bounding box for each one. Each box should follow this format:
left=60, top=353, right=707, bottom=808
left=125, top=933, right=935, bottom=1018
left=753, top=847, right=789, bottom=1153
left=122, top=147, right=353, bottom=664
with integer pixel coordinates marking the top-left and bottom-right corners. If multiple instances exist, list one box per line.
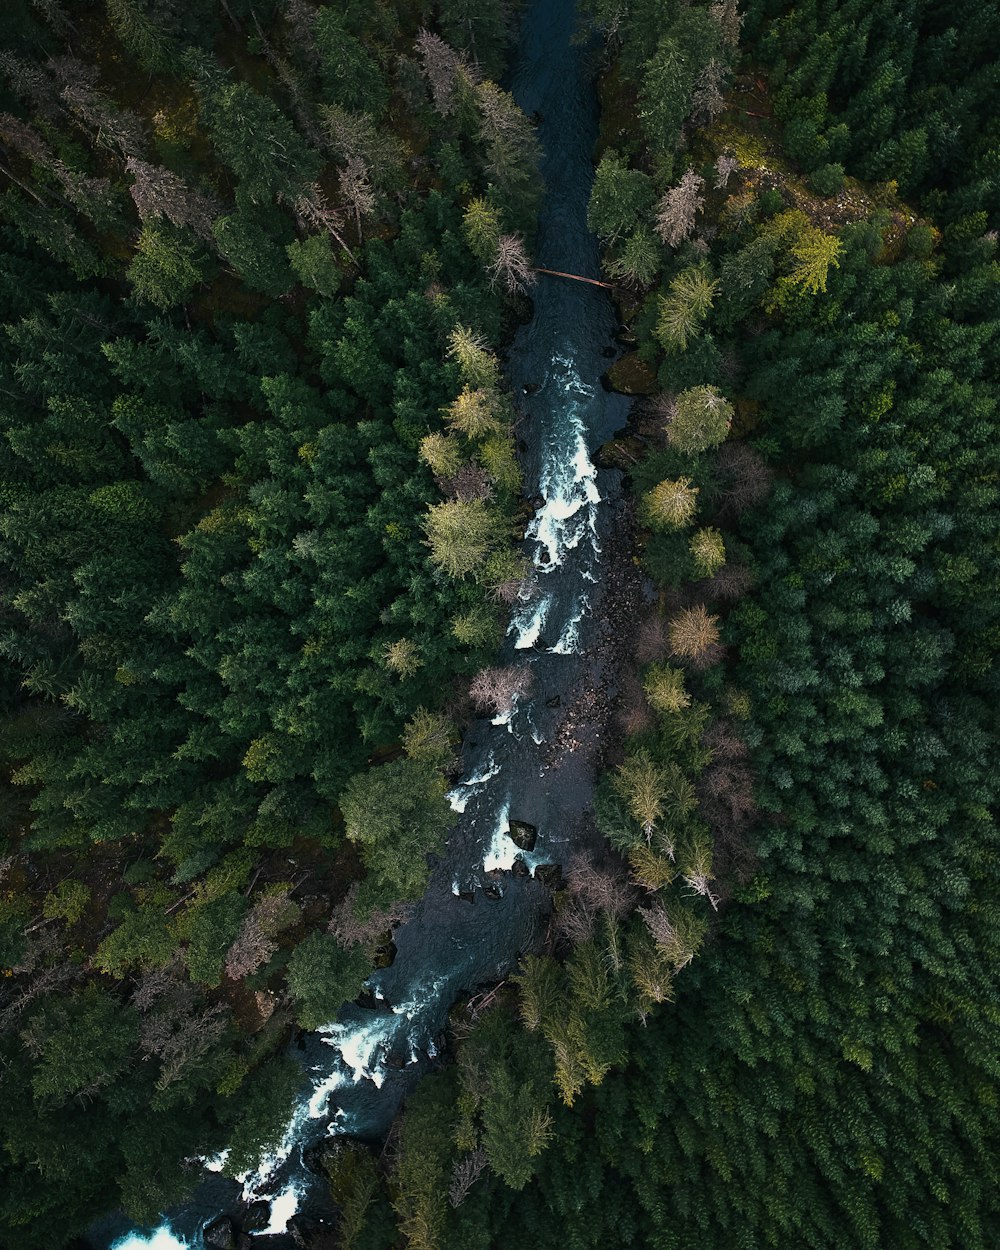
left=90, top=2, right=632, bottom=1246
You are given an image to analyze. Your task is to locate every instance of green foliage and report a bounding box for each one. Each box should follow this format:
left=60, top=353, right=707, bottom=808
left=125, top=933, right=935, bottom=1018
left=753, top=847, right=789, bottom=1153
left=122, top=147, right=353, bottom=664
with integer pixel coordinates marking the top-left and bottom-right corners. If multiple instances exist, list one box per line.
left=0, top=5, right=539, bottom=1240
left=286, top=931, right=372, bottom=1030
left=339, top=758, right=453, bottom=902
left=667, top=385, right=734, bottom=453
left=127, top=222, right=206, bottom=308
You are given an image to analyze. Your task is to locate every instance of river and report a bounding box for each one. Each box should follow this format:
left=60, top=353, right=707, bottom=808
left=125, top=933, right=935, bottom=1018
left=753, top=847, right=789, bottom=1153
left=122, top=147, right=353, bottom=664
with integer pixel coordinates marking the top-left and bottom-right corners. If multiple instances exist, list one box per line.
left=90, top=0, right=631, bottom=1245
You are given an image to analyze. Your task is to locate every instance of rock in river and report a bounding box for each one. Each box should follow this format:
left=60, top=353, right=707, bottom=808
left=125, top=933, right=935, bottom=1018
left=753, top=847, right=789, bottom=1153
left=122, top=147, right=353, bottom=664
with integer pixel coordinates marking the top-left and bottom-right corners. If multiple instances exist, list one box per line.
left=203, top=1216, right=236, bottom=1250
left=508, top=819, right=537, bottom=851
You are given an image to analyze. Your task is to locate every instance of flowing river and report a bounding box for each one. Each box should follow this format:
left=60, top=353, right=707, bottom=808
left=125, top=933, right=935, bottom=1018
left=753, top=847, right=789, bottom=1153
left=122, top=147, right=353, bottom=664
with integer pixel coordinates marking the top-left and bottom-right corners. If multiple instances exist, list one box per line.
left=91, top=1, right=632, bottom=1245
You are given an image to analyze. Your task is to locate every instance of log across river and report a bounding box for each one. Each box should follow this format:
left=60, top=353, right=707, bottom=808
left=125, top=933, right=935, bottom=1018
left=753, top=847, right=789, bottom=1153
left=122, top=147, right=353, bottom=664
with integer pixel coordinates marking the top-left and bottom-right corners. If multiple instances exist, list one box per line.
left=91, top=2, right=633, bottom=1245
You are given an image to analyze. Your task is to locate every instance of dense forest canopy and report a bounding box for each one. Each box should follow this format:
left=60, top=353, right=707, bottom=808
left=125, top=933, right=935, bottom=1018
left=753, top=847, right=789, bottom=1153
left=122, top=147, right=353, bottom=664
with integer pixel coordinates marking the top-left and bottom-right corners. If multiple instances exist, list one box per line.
left=1, top=0, right=999, bottom=1247
left=0, top=0, right=540, bottom=1242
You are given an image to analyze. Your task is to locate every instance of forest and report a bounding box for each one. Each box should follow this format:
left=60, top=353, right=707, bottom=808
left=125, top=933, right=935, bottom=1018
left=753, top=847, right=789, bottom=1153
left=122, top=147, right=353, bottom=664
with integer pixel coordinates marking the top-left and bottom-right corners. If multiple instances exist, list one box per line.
left=1, top=0, right=999, bottom=1249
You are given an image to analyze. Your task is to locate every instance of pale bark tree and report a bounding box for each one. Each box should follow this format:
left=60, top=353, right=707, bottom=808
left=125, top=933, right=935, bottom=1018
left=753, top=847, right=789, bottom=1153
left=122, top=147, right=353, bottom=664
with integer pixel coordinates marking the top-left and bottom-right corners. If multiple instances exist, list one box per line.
left=715, top=152, right=740, bottom=188
left=224, top=892, right=296, bottom=981
left=445, top=462, right=493, bottom=503
left=468, top=663, right=532, bottom=716
left=449, top=1149, right=488, bottom=1208
left=292, top=182, right=358, bottom=264
left=680, top=838, right=720, bottom=910
left=709, top=0, right=744, bottom=49
left=414, top=29, right=472, bottom=117
left=489, top=233, right=535, bottom=295
left=691, top=59, right=727, bottom=124
left=125, top=156, right=218, bottom=240
left=328, top=883, right=411, bottom=948
left=654, top=169, right=705, bottom=248
left=339, top=155, right=376, bottom=240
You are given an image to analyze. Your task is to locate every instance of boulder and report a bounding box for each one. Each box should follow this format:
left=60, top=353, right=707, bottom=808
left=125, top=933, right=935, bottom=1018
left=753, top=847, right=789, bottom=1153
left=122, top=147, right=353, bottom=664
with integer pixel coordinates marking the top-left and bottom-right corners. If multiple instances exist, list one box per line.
left=456, top=888, right=476, bottom=904
left=482, top=883, right=504, bottom=901
left=508, top=819, right=537, bottom=851
left=243, top=1201, right=271, bottom=1232
left=511, top=855, right=530, bottom=878
left=203, top=1216, right=236, bottom=1250
left=545, top=695, right=561, bottom=709
left=534, top=862, right=563, bottom=890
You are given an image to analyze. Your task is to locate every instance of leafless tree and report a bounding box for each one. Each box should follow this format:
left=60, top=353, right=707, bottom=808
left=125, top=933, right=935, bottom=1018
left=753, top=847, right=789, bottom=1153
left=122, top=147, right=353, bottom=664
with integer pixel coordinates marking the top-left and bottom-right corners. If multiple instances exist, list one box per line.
left=691, top=59, right=727, bottom=124
left=414, top=29, right=473, bottom=117
left=32, top=0, right=77, bottom=38
left=615, top=669, right=654, bottom=738
left=564, top=852, right=634, bottom=917
left=654, top=169, right=705, bottom=249
left=490, top=233, right=535, bottom=295
left=709, top=0, right=744, bottom=49
left=224, top=892, right=295, bottom=981
left=328, top=884, right=412, bottom=949
left=469, top=663, right=532, bottom=717
left=291, top=183, right=358, bottom=264
left=339, top=155, right=376, bottom=239
left=715, top=152, right=739, bottom=189
left=60, top=85, right=146, bottom=157
left=635, top=613, right=669, bottom=665
left=284, top=0, right=319, bottom=66
left=137, top=978, right=228, bottom=1090
left=715, top=441, right=773, bottom=516
left=639, top=904, right=695, bottom=970
left=445, top=462, right=494, bottom=503
left=125, top=157, right=218, bottom=240
left=0, top=51, right=63, bottom=120
left=703, top=562, right=754, bottom=602
left=449, top=1149, right=488, bottom=1207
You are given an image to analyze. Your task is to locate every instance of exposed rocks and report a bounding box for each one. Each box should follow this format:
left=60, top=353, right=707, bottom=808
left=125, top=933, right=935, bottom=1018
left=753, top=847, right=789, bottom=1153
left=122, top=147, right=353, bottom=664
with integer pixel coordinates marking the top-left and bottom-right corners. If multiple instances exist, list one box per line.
left=511, top=855, right=530, bottom=878
left=243, top=1201, right=270, bottom=1232
left=508, top=819, right=537, bottom=851
left=203, top=1216, right=236, bottom=1250
left=545, top=694, right=561, bottom=708
left=456, top=887, right=476, bottom=904
left=603, top=352, right=657, bottom=396
left=534, top=863, right=563, bottom=891
left=482, top=883, right=504, bottom=901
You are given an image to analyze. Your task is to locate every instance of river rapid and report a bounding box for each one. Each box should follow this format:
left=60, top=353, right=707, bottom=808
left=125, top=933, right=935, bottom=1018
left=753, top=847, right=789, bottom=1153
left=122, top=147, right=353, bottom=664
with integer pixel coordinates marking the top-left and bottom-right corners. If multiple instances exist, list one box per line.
left=91, top=1, right=631, bottom=1245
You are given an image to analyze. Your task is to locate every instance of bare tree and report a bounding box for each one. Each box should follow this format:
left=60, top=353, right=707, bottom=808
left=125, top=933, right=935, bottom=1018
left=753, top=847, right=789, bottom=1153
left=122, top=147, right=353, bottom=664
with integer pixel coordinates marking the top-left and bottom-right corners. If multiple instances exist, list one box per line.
left=328, top=883, right=411, bottom=949
left=691, top=59, right=727, bottom=124
left=339, top=155, right=376, bottom=239
left=0, top=51, right=63, bottom=120
left=445, top=462, right=494, bottom=503
left=414, top=29, right=473, bottom=117
left=224, top=892, right=296, bottom=981
left=469, top=663, right=532, bottom=717
left=136, top=978, right=228, bottom=1090
left=490, top=233, right=535, bottom=295
left=564, top=852, right=634, bottom=916
left=654, top=169, right=705, bottom=249
left=709, top=0, right=744, bottom=49
left=125, top=157, right=218, bottom=240
left=449, top=1149, right=488, bottom=1208
left=715, top=152, right=739, bottom=189
left=284, top=0, right=319, bottom=66
left=50, top=58, right=147, bottom=158
left=639, top=904, right=696, bottom=970
left=715, top=441, right=773, bottom=515
left=680, top=839, right=720, bottom=911
left=292, top=182, right=358, bottom=264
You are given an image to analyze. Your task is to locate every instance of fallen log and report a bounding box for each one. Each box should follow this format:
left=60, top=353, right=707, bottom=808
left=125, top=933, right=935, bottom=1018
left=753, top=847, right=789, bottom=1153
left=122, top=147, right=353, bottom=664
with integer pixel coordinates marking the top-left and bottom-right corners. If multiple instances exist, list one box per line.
left=531, top=265, right=616, bottom=289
